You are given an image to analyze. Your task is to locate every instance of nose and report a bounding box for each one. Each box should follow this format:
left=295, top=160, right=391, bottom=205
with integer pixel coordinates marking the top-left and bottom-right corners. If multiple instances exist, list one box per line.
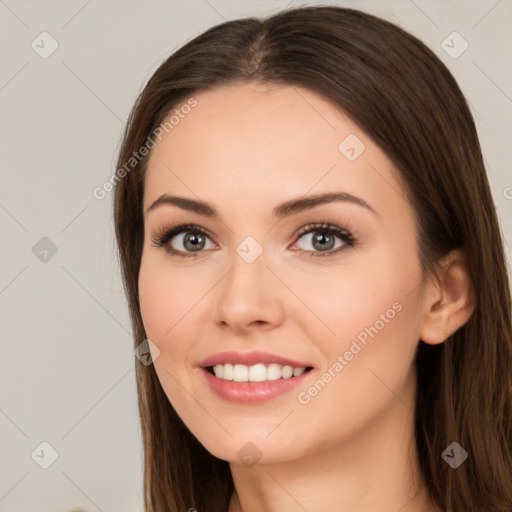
left=212, top=248, right=285, bottom=334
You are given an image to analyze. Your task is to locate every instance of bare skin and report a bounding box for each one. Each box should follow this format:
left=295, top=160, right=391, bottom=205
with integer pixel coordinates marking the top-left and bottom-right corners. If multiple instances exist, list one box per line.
left=138, top=82, right=473, bottom=512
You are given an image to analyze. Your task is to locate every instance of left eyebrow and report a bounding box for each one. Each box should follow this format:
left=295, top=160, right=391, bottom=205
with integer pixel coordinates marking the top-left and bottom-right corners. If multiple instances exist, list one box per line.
left=272, top=192, right=377, bottom=218
left=144, top=191, right=377, bottom=218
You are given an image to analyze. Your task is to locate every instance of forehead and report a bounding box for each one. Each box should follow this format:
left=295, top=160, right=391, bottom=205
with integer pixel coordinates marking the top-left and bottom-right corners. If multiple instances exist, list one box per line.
left=143, top=82, right=406, bottom=220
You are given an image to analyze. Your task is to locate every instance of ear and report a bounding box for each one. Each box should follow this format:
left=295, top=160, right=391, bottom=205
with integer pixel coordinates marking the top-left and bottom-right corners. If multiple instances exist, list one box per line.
left=420, top=249, right=475, bottom=345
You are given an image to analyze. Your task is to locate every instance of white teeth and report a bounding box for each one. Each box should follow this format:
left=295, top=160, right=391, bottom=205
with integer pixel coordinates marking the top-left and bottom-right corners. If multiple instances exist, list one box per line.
left=211, top=363, right=308, bottom=382
left=293, top=367, right=305, bottom=377
left=266, top=363, right=282, bottom=381
left=281, top=365, right=293, bottom=379
left=214, top=364, right=224, bottom=379
left=222, top=363, right=233, bottom=380
left=233, top=364, right=248, bottom=382
left=248, top=363, right=266, bottom=382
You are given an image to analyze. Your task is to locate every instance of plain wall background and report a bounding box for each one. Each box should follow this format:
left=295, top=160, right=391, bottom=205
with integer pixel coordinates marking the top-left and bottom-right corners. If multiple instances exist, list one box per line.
left=1, top=1, right=511, bottom=510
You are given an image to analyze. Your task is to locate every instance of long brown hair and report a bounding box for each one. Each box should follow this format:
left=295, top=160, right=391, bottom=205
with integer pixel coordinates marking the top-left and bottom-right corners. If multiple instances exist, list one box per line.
left=113, top=6, right=512, bottom=511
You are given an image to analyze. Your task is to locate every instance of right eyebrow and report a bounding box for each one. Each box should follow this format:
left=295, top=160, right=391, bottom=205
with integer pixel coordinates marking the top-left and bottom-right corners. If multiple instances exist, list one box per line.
left=145, top=194, right=216, bottom=216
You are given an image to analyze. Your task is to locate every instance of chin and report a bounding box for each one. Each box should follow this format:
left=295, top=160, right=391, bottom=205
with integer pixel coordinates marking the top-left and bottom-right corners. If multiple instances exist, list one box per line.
left=191, top=426, right=305, bottom=467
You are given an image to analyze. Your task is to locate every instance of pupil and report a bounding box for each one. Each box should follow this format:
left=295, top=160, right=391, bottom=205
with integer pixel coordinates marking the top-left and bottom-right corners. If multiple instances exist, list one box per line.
left=313, top=232, right=334, bottom=251
left=184, top=233, right=204, bottom=251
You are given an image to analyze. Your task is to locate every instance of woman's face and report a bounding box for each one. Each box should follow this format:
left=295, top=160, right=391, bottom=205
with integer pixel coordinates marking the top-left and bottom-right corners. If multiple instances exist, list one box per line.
left=139, top=82, right=428, bottom=465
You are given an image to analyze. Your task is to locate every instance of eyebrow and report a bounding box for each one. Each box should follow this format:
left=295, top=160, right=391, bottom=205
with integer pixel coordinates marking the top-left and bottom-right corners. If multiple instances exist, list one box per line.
left=145, top=191, right=377, bottom=218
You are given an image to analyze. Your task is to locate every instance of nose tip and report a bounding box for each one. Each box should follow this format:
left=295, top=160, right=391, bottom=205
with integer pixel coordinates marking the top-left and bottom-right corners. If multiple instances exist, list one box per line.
left=212, top=252, right=284, bottom=333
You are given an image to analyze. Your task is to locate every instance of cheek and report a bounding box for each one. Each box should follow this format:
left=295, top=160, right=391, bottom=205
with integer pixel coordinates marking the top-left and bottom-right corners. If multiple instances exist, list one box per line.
left=138, top=255, right=204, bottom=418
left=138, top=259, right=169, bottom=340
left=138, top=254, right=200, bottom=342
left=291, top=247, right=422, bottom=394
left=294, top=255, right=422, bottom=419
left=290, top=251, right=418, bottom=344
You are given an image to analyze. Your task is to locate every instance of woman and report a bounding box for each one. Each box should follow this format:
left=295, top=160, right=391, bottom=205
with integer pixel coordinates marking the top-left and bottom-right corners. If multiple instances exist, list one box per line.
left=113, top=6, right=512, bottom=512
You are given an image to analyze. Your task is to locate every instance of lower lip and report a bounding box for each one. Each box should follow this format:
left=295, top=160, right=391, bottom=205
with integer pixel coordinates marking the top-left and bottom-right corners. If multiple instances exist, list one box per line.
left=200, top=367, right=313, bottom=404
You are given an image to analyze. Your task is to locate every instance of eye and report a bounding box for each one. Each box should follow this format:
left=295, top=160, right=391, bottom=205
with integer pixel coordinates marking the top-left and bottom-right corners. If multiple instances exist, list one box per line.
left=290, top=222, right=356, bottom=257
left=151, top=224, right=215, bottom=258
left=152, top=221, right=357, bottom=259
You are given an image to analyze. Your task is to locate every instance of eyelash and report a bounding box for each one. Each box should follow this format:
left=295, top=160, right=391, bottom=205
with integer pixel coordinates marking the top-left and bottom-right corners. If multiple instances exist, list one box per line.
left=151, top=221, right=357, bottom=259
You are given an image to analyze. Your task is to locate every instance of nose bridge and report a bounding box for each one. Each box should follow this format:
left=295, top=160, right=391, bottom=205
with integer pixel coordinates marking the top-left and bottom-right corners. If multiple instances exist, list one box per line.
left=212, top=236, right=284, bottom=330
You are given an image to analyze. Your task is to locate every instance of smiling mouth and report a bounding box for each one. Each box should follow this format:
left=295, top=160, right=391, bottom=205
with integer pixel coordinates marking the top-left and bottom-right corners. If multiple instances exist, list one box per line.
left=206, top=363, right=314, bottom=382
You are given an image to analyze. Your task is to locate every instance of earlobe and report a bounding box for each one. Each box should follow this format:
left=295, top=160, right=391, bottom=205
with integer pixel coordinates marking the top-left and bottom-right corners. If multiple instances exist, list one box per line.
left=419, top=249, right=475, bottom=346
left=420, top=300, right=450, bottom=345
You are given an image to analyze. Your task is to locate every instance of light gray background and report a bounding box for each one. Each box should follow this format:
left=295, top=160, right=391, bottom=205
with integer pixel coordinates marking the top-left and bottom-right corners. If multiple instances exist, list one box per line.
left=1, top=1, right=510, bottom=511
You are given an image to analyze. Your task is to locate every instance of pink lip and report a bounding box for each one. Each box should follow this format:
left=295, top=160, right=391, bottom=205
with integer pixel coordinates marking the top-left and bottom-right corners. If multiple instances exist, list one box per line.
left=200, top=366, right=314, bottom=404
left=199, top=350, right=313, bottom=369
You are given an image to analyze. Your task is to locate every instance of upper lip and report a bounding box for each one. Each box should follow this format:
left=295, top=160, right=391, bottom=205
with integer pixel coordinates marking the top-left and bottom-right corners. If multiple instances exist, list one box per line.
left=199, top=350, right=314, bottom=368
